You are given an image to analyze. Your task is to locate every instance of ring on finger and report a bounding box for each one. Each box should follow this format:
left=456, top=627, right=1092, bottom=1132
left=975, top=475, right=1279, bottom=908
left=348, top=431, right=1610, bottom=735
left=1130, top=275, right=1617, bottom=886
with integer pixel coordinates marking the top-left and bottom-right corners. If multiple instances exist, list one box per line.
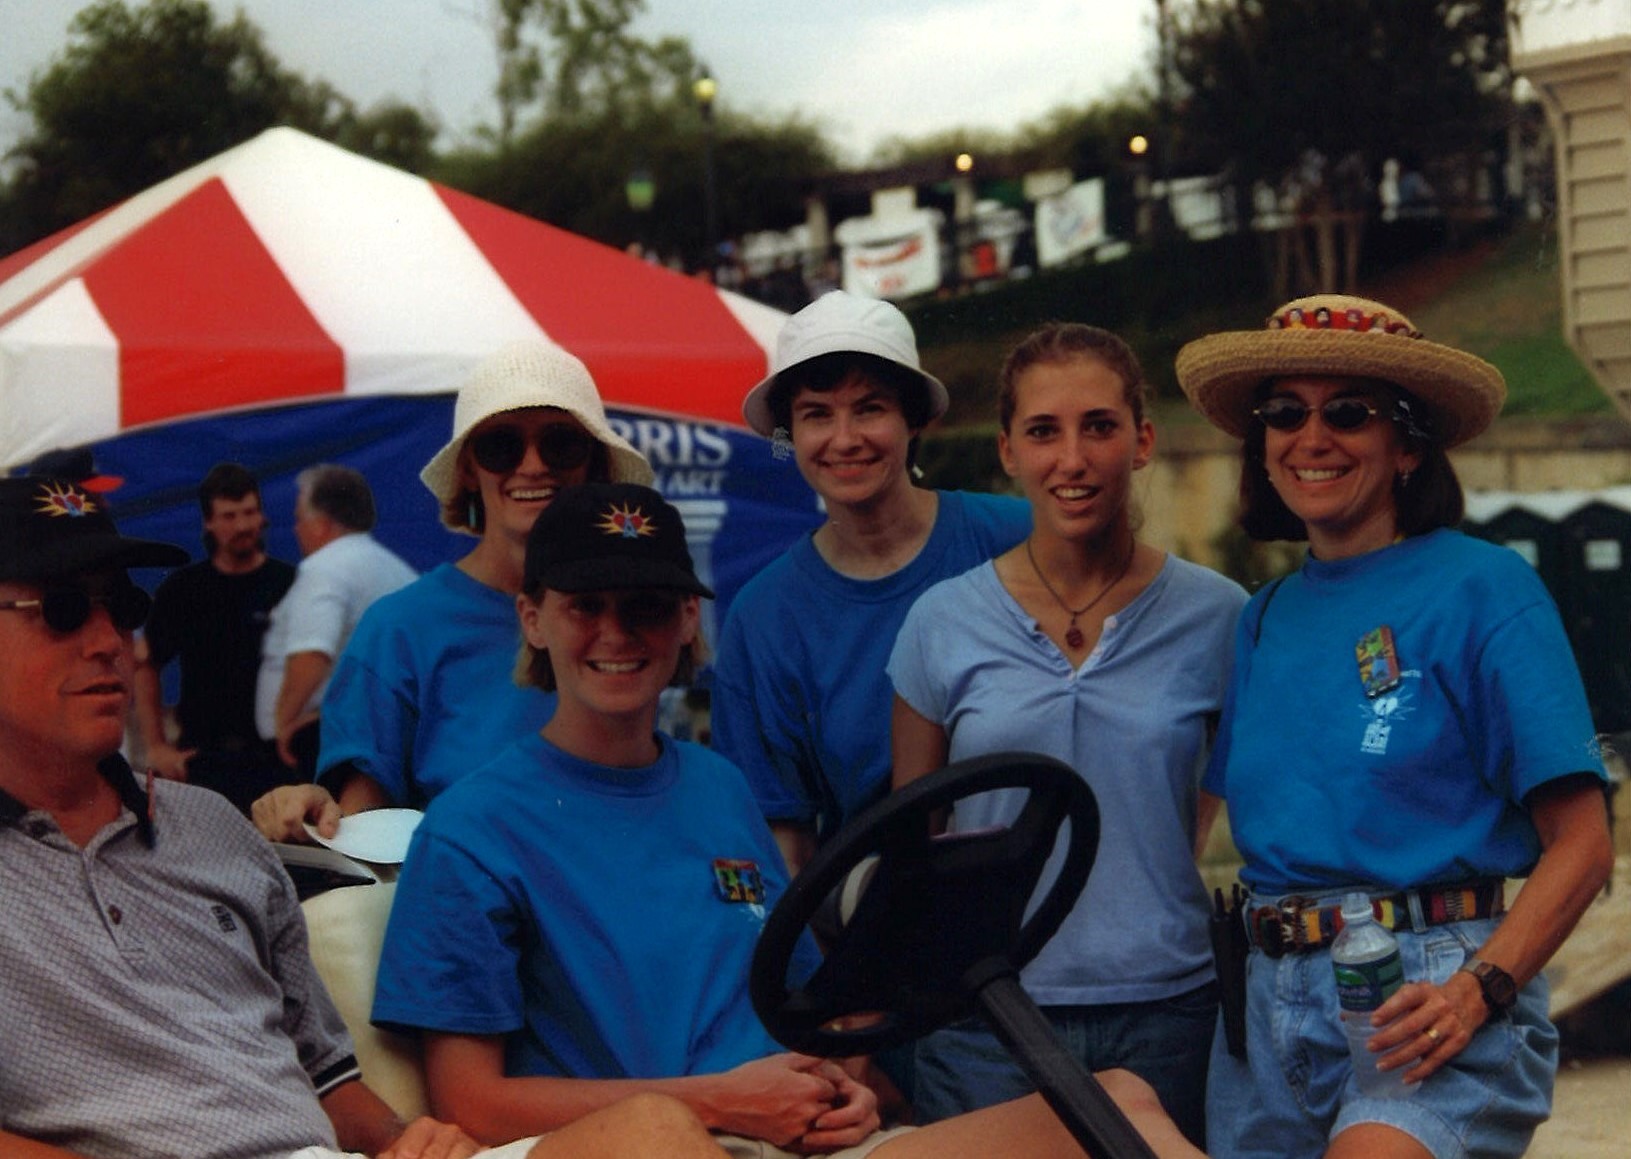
left=1424, top=1026, right=1441, bottom=1044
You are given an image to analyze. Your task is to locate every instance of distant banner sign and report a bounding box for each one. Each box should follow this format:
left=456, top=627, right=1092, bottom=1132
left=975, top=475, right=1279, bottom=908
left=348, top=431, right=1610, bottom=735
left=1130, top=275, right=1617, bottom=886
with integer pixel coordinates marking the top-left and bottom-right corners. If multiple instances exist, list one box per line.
left=1035, top=179, right=1105, bottom=268
left=841, top=221, right=942, bottom=300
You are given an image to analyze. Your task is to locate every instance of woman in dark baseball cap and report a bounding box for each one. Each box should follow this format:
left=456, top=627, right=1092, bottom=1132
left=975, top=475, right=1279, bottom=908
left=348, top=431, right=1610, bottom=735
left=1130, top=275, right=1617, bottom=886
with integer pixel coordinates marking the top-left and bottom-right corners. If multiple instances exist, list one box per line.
left=374, top=479, right=1200, bottom=1157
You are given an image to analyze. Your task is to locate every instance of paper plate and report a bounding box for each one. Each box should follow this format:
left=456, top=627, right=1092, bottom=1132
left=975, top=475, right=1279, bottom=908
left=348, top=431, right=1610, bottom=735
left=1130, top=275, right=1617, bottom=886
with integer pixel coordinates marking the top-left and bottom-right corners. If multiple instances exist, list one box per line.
left=305, top=808, right=424, bottom=865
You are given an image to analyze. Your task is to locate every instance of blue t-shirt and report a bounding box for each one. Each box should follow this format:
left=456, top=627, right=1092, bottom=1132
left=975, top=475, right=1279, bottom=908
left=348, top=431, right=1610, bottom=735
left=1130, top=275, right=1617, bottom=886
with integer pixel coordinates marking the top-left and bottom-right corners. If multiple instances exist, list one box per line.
left=1207, top=529, right=1606, bottom=895
left=317, top=563, right=554, bottom=807
left=372, top=732, right=791, bottom=1079
left=890, top=555, right=1247, bottom=1004
left=712, top=490, right=1030, bottom=836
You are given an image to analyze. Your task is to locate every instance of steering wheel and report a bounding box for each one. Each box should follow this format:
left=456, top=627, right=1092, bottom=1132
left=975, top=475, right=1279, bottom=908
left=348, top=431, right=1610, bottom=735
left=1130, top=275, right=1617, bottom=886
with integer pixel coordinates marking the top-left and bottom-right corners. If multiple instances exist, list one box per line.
left=750, top=751, right=1161, bottom=1159
left=750, top=751, right=1097, bottom=1056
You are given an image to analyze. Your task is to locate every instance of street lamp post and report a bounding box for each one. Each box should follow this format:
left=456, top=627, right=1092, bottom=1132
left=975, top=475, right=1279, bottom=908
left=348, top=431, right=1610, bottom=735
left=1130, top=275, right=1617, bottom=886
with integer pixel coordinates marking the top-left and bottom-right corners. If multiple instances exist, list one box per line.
left=693, top=67, right=719, bottom=275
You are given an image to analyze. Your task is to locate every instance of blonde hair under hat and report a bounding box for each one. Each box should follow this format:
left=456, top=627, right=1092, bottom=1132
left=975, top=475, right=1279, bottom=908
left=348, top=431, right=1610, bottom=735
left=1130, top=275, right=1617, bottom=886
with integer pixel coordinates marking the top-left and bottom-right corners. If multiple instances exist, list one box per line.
left=1175, top=294, right=1505, bottom=448
left=421, top=342, right=653, bottom=534
left=741, top=290, right=949, bottom=437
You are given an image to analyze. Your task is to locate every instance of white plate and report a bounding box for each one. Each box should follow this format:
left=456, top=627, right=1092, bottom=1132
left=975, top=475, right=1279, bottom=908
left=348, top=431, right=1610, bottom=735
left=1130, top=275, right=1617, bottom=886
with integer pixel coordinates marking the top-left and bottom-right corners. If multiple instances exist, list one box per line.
left=305, top=808, right=424, bottom=865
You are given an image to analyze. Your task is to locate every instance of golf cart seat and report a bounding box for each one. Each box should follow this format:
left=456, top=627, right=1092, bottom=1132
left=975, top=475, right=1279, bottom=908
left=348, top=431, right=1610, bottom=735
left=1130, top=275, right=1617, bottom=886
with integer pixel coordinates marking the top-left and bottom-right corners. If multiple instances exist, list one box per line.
left=302, top=881, right=429, bottom=1120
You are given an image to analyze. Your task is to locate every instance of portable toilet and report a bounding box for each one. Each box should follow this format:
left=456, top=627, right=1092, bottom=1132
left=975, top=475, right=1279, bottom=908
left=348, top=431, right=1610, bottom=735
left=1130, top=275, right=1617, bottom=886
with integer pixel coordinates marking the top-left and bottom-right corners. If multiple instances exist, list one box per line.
left=1561, top=488, right=1631, bottom=734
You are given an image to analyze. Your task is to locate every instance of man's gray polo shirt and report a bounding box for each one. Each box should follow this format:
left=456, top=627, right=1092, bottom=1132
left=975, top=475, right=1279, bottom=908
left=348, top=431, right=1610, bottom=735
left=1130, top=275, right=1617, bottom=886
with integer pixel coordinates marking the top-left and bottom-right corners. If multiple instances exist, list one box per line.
left=0, top=757, right=360, bottom=1159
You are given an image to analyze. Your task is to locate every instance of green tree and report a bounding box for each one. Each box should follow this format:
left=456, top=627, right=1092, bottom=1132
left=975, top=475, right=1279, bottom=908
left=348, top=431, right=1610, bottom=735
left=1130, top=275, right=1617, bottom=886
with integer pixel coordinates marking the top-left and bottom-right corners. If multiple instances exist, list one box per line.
left=439, top=104, right=833, bottom=268
left=0, top=0, right=435, bottom=254
left=1166, top=0, right=1513, bottom=292
left=490, top=0, right=699, bottom=147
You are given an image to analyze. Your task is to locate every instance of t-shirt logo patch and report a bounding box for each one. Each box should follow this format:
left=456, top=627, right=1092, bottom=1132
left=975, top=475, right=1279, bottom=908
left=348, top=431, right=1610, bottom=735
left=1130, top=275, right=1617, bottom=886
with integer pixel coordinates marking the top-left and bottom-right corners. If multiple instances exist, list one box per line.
left=210, top=904, right=238, bottom=933
left=712, top=858, right=764, bottom=905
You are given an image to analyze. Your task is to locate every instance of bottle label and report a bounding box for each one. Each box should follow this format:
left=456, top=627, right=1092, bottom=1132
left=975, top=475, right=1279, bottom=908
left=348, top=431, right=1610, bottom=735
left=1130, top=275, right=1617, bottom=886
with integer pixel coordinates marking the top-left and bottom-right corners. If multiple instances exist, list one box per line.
left=1334, top=952, right=1404, bottom=1013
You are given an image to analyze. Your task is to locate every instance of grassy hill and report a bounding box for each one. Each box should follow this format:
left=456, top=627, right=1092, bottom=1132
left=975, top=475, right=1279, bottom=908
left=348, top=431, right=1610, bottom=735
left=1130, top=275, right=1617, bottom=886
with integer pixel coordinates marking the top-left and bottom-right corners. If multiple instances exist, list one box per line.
left=910, top=218, right=1610, bottom=441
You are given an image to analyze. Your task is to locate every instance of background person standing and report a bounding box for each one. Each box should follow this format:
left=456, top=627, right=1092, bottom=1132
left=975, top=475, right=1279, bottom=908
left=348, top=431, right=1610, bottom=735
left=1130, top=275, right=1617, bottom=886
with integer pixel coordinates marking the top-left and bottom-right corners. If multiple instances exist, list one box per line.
left=134, top=461, right=296, bottom=814
left=256, top=464, right=418, bottom=781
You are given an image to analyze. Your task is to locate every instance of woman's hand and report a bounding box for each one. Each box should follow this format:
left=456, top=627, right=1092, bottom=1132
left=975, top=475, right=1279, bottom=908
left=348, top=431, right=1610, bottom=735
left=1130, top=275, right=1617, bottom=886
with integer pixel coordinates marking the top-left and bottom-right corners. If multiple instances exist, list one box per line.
left=700, top=1053, right=850, bottom=1147
left=374, top=1115, right=484, bottom=1159
left=1366, top=975, right=1487, bottom=1084
left=794, top=1060, right=881, bottom=1154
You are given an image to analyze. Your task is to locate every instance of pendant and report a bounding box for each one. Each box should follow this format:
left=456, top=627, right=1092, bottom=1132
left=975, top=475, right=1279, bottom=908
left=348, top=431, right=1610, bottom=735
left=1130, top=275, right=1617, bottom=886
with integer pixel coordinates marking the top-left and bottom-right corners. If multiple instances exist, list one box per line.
left=1065, top=623, right=1084, bottom=649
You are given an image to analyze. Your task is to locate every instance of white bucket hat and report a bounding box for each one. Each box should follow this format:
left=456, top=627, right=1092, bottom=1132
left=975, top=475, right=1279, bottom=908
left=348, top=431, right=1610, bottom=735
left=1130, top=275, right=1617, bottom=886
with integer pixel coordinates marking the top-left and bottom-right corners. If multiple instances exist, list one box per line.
left=420, top=342, right=653, bottom=534
left=741, top=290, right=949, bottom=437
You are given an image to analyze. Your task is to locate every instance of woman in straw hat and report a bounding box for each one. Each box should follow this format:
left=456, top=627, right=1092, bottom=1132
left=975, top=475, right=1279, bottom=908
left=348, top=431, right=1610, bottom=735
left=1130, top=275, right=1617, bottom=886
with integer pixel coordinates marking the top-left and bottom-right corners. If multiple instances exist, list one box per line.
left=252, top=342, right=651, bottom=841
left=372, top=481, right=1203, bottom=1159
left=712, top=291, right=1030, bottom=879
left=1176, top=295, right=1612, bottom=1159
left=888, top=323, right=1246, bottom=1145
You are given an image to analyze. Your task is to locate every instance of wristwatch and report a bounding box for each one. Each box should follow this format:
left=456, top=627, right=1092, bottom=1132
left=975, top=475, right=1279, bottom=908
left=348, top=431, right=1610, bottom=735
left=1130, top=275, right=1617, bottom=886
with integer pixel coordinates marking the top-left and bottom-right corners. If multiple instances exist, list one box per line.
left=1459, top=959, right=1518, bottom=1014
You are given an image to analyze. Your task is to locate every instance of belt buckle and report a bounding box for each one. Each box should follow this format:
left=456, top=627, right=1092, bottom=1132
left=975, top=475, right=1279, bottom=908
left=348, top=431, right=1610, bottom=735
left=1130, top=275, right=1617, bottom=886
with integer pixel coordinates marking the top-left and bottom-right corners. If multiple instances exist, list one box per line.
left=1254, top=895, right=1319, bottom=957
left=1250, top=906, right=1289, bottom=958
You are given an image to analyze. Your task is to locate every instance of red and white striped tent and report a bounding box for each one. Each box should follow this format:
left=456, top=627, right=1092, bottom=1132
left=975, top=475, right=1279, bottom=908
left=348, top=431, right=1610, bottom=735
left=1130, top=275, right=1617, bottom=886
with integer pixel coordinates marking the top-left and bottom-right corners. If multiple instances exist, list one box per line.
left=0, top=125, right=787, bottom=464
left=0, top=127, right=818, bottom=614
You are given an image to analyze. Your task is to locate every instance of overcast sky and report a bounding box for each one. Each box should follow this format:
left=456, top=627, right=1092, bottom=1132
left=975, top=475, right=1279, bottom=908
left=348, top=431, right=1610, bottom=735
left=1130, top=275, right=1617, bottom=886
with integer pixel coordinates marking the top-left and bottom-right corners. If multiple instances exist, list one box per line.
left=2, top=1, right=1156, bottom=163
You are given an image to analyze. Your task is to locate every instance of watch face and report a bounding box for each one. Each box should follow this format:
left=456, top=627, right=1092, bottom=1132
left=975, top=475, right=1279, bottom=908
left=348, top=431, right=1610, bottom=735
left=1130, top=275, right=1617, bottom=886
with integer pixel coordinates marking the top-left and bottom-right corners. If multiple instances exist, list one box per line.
left=1473, top=961, right=1518, bottom=1010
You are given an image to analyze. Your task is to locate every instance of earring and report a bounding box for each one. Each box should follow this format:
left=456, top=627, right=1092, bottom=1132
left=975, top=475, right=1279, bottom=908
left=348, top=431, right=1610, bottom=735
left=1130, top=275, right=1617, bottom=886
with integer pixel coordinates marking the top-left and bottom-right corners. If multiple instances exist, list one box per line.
left=1397, top=470, right=1413, bottom=489
left=466, top=494, right=482, bottom=530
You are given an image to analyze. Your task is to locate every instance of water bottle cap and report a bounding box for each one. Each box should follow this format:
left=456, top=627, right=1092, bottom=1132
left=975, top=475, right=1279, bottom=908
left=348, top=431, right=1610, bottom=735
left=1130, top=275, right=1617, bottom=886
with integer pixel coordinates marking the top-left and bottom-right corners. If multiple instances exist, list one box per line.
left=1339, top=892, right=1374, bottom=922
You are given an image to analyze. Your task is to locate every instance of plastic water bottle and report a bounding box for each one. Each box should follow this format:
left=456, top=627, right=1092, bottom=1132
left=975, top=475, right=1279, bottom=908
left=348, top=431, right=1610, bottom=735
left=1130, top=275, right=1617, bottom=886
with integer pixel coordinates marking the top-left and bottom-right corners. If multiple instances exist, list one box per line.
left=1330, top=892, right=1415, bottom=1098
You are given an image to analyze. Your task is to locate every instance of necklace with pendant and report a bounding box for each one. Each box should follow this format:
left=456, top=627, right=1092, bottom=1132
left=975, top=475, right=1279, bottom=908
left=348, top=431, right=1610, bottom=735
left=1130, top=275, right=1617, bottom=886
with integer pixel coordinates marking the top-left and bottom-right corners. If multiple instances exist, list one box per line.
left=1025, top=535, right=1135, bottom=650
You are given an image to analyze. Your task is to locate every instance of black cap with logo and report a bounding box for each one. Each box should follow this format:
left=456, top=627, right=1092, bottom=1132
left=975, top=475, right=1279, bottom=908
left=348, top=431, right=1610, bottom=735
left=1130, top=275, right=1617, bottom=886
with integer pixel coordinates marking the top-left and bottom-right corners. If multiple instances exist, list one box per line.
left=523, top=482, right=713, bottom=598
left=0, top=477, right=188, bottom=585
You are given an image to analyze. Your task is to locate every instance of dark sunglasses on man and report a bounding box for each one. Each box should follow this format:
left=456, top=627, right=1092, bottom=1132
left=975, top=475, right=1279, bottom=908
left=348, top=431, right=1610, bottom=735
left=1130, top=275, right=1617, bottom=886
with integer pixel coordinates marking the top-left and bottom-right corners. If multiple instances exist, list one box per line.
left=0, top=584, right=152, bottom=634
left=470, top=422, right=597, bottom=475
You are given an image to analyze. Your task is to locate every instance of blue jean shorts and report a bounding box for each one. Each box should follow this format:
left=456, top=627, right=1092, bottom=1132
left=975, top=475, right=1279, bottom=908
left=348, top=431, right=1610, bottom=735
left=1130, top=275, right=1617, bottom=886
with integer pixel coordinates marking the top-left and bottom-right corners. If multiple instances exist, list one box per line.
left=1206, top=912, right=1556, bottom=1159
left=912, top=981, right=1217, bottom=1146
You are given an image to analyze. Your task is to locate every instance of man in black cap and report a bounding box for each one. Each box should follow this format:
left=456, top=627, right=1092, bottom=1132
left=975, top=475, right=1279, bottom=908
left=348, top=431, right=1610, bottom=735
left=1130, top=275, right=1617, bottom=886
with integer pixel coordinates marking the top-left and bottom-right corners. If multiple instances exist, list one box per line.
left=0, top=475, right=725, bottom=1159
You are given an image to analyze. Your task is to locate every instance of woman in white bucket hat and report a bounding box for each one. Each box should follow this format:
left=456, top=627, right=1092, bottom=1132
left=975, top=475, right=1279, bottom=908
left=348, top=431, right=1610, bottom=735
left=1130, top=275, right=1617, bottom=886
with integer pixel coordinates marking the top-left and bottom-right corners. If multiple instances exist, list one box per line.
left=252, top=342, right=651, bottom=841
left=713, top=291, right=1031, bottom=882
left=1178, top=295, right=1611, bottom=1159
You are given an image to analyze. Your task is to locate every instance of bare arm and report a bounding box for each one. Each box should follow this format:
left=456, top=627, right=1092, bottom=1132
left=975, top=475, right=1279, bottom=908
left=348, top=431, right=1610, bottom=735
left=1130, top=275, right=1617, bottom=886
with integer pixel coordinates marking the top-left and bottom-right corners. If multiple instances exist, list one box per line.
left=322, top=1078, right=483, bottom=1158
left=274, top=649, right=334, bottom=765
left=770, top=821, right=817, bottom=879
left=1372, top=774, right=1614, bottom=1082
left=0, top=1130, right=94, bottom=1158
left=1194, top=789, right=1225, bottom=861
left=891, top=694, right=950, bottom=834
left=424, top=1033, right=875, bottom=1151
left=249, top=768, right=390, bottom=842
left=890, top=695, right=948, bottom=791
left=131, top=639, right=192, bottom=781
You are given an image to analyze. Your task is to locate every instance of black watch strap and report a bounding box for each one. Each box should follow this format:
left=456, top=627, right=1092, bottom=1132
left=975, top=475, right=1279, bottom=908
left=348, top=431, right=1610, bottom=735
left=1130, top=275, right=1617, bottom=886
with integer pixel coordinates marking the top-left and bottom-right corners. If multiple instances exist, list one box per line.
left=1459, top=958, right=1518, bottom=1013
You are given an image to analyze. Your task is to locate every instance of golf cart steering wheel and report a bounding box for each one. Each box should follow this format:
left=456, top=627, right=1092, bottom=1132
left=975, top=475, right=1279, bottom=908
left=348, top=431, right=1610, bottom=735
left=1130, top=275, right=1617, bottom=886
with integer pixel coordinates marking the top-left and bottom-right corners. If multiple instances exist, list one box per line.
left=750, top=751, right=1161, bottom=1159
left=750, top=751, right=1096, bottom=1056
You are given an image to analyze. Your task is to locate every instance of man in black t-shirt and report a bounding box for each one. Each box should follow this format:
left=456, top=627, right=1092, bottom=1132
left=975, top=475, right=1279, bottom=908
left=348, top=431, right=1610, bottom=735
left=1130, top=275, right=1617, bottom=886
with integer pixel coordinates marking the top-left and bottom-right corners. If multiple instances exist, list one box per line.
left=134, top=463, right=297, bottom=814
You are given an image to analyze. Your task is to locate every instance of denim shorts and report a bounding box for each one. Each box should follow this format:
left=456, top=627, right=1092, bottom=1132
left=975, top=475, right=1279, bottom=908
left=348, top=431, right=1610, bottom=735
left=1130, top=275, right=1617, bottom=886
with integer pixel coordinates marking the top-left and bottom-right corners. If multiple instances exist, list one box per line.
left=1206, top=912, right=1556, bottom=1159
left=911, top=981, right=1217, bottom=1147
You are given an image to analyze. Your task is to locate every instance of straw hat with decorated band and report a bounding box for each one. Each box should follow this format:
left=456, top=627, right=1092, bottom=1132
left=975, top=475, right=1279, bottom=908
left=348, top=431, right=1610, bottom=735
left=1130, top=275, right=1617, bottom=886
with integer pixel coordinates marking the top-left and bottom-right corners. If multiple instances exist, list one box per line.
left=1175, top=294, right=1506, bottom=448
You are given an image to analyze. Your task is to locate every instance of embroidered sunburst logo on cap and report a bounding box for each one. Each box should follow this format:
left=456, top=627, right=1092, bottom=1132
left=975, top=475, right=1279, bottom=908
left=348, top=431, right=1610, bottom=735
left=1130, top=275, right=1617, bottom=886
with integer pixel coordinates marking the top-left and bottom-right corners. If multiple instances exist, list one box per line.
left=597, top=502, right=656, bottom=539
left=33, top=481, right=97, bottom=517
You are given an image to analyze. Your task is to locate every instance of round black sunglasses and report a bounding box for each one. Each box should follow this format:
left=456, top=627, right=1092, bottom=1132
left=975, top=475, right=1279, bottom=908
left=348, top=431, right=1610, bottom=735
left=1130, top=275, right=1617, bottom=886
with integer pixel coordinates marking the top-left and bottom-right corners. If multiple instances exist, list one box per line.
left=0, top=584, right=152, bottom=634
left=470, top=423, right=597, bottom=475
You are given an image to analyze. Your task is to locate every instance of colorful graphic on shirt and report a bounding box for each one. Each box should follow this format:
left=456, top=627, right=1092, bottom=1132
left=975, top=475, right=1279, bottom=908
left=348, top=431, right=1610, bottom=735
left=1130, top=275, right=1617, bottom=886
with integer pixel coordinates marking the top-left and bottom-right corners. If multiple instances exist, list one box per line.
left=1356, top=625, right=1401, bottom=698
left=712, top=857, right=764, bottom=904
left=1358, top=688, right=1413, bottom=756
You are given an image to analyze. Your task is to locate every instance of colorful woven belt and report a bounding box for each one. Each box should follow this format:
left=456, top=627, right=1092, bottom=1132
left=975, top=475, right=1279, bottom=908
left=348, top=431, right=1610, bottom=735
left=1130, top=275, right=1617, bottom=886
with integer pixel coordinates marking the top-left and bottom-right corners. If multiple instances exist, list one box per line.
left=1246, top=880, right=1506, bottom=958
